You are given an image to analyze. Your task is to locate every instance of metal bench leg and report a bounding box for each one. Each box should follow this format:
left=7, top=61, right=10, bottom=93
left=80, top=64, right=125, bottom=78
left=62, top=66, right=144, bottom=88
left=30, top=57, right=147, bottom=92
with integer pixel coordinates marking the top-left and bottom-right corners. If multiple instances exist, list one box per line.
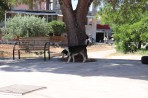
left=18, top=50, right=20, bottom=59
left=13, top=42, right=18, bottom=60
left=48, top=43, right=50, bottom=60
left=44, top=42, right=50, bottom=61
left=44, top=50, right=46, bottom=61
left=48, top=50, right=50, bottom=60
left=13, top=49, right=15, bottom=60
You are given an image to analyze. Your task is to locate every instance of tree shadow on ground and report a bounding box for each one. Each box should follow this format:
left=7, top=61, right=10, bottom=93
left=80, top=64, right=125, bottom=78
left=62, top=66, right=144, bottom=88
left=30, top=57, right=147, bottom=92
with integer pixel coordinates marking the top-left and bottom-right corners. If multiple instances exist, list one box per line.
left=0, top=57, right=148, bottom=81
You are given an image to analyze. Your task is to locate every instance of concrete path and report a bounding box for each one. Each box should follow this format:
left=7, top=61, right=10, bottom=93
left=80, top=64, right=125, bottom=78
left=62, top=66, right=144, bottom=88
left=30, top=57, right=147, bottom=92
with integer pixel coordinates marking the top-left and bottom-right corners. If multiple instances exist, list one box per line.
left=0, top=50, right=148, bottom=98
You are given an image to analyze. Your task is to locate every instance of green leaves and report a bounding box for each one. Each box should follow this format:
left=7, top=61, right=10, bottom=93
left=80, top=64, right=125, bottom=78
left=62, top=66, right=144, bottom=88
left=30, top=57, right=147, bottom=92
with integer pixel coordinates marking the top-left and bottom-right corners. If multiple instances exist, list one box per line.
left=0, top=0, right=9, bottom=21
left=3, top=15, right=49, bottom=40
left=48, top=20, right=66, bottom=36
left=98, top=0, right=148, bottom=53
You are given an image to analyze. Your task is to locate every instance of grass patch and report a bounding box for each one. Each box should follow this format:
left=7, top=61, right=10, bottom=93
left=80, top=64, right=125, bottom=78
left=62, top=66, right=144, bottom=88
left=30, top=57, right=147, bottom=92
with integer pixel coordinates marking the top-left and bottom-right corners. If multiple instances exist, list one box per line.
left=134, top=49, right=148, bottom=55
left=111, top=49, right=148, bottom=56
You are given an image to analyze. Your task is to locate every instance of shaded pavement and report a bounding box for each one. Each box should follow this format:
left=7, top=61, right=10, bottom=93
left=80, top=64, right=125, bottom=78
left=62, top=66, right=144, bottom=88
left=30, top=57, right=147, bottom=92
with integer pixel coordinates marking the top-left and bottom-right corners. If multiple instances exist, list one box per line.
left=0, top=49, right=148, bottom=98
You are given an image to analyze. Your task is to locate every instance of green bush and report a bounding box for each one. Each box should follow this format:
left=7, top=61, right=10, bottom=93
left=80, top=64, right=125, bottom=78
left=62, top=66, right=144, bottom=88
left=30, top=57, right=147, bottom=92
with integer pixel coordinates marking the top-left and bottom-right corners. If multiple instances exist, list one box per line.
left=98, top=1, right=148, bottom=53
left=3, top=15, right=49, bottom=40
left=48, top=20, right=66, bottom=36
left=114, top=14, right=148, bottom=53
left=114, top=24, right=131, bottom=53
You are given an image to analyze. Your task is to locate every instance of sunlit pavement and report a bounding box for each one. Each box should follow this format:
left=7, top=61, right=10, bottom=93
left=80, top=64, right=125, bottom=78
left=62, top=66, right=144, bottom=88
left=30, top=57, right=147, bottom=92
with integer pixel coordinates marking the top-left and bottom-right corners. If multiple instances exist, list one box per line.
left=0, top=50, right=148, bottom=98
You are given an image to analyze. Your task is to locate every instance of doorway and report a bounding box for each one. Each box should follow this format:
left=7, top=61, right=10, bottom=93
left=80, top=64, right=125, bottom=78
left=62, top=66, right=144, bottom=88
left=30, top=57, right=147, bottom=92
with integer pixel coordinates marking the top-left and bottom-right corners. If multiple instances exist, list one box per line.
left=96, top=33, right=104, bottom=43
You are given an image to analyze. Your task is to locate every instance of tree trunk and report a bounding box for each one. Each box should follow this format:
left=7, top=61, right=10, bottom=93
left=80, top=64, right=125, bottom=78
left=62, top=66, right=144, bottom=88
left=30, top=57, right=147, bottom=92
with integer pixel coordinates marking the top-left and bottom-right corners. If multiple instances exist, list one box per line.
left=138, top=41, right=142, bottom=49
left=59, top=0, right=93, bottom=46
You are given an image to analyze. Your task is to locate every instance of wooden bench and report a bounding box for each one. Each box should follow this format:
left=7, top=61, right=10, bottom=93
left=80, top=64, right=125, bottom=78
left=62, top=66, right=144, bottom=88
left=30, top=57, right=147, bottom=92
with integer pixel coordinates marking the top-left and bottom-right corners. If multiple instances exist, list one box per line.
left=49, top=36, right=68, bottom=46
left=12, top=36, right=67, bottom=60
left=13, top=37, right=50, bottom=61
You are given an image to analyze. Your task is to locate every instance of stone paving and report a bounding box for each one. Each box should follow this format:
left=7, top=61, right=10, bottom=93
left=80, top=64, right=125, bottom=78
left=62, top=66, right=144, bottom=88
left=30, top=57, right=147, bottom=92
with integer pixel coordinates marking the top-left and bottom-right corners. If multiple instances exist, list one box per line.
left=0, top=49, right=148, bottom=98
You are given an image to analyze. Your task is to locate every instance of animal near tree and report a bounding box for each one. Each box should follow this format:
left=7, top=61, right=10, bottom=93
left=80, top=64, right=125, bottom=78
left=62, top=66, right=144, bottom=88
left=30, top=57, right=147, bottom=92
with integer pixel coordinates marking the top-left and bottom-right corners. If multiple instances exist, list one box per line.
left=59, top=0, right=94, bottom=46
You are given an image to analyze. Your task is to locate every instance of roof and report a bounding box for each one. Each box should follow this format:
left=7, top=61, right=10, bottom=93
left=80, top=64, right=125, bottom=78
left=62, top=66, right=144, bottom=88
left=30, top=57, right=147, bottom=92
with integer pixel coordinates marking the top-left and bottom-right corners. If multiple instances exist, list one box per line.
left=6, top=10, right=58, bottom=15
left=97, top=24, right=110, bottom=29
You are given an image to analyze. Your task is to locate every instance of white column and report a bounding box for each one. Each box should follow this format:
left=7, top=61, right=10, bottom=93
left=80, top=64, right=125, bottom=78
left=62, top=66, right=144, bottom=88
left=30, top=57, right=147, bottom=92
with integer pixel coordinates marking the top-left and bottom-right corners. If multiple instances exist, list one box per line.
left=91, top=17, right=97, bottom=41
left=5, top=12, right=7, bottom=28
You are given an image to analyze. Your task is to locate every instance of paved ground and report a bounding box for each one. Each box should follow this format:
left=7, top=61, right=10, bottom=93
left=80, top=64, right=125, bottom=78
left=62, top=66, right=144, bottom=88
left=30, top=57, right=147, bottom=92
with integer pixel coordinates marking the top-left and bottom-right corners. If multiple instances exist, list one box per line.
left=0, top=49, right=148, bottom=98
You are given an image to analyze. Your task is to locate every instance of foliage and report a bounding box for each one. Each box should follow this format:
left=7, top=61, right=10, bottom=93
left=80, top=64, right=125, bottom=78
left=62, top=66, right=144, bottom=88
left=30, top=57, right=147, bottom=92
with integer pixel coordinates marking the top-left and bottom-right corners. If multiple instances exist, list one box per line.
left=48, top=20, right=66, bottom=36
left=98, top=0, right=148, bottom=53
left=0, top=0, right=9, bottom=21
left=135, top=49, right=148, bottom=55
left=139, top=15, right=148, bottom=42
left=113, top=13, right=148, bottom=53
left=3, top=15, right=49, bottom=40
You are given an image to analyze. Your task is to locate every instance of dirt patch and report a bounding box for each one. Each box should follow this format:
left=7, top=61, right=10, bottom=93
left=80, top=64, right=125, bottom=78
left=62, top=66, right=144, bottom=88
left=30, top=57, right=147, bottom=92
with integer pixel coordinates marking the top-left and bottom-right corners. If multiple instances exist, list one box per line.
left=0, top=44, right=114, bottom=58
left=87, top=44, right=114, bottom=52
left=0, top=44, right=14, bottom=58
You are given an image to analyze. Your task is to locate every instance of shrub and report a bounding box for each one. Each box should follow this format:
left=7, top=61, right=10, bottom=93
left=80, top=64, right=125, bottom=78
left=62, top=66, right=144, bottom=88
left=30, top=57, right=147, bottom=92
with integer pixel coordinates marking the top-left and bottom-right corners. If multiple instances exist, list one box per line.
left=98, top=1, right=148, bottom=53
left=48, top=20, right=66, bottom=36
left=113, top=15, right=148, bottom=53
left=3, top=15, right=49, bottom=40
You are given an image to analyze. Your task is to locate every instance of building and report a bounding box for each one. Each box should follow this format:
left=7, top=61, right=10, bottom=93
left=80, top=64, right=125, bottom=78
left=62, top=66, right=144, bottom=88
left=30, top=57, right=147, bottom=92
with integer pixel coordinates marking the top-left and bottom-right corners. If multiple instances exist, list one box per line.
left=5, top=0, right=112, bottom=43
left=5, top=0, right=62, bottom=22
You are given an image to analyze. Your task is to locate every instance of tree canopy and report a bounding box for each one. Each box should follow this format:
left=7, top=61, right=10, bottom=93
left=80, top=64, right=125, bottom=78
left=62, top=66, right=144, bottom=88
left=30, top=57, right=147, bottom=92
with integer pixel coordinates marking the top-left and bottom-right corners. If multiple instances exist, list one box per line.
left=0, top=0, right=9, bottom=21
left=98, top=0, right=148, bottom=53
left=98, top=0, right=147, bottom=24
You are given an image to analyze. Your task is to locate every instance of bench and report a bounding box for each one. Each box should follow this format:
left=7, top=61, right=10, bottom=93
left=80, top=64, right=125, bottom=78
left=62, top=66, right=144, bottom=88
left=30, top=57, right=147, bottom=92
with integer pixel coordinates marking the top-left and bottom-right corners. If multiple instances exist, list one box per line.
left=13, top=37, right=50, bottom=61
left=49, top=36, right=68, bottom=46
left=12, top=36, right=67, bottom=60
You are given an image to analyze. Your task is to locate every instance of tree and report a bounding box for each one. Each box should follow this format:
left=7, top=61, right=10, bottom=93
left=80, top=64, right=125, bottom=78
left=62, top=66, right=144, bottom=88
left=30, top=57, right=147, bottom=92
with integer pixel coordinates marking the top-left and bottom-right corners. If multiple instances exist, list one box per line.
left=59, top=0, right=94, bottom=46
left=0, top=0, right=9, bottom=21
left=98, top=0, right=148, bottom=53
left=7, top=0, right=99, bottom=46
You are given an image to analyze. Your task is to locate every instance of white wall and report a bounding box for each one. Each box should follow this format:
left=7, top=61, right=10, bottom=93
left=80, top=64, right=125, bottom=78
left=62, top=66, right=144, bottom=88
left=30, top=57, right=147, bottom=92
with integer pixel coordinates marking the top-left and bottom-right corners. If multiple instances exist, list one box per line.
left=85, top=18, right=97, bottom=41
